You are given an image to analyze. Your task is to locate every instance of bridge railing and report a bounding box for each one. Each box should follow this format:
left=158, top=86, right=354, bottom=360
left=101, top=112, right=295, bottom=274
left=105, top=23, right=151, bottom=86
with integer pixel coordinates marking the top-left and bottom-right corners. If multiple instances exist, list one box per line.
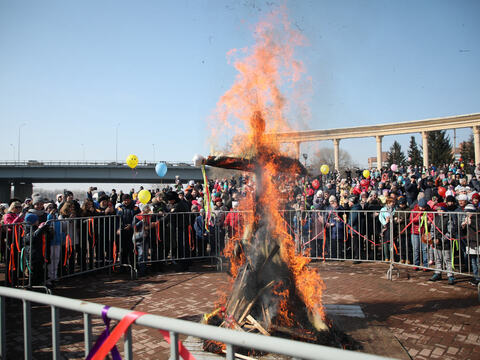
left=0, top=160, right=194, bottom=167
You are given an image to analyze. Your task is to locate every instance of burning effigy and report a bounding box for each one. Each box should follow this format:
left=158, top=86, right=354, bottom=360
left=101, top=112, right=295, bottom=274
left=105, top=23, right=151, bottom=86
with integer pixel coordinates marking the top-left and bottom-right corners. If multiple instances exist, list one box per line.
left=198, top=7, right=347, bottom=355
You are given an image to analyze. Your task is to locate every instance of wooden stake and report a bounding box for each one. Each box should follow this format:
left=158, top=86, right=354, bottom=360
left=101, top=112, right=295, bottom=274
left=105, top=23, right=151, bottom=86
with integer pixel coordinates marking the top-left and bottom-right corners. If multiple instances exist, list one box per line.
left=246, top=315, right=270, bottom=336
left=221, top=349, right=257, bottom=360
left=238, top=280, right=275, bottom=324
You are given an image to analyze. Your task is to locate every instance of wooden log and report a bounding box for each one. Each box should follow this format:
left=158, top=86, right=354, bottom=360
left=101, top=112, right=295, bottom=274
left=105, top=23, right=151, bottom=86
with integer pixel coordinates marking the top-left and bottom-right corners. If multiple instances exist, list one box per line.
left=265, top=307, right=271, bottom=330
left=260, top=244, right=280, bottom=271
left=270, top=325, right=316, bottom=342
left=246, top=315, right=270, bottom=336
left=238, top=280, right=275, bottom=325
left=221, top=349, right=257, bottom=360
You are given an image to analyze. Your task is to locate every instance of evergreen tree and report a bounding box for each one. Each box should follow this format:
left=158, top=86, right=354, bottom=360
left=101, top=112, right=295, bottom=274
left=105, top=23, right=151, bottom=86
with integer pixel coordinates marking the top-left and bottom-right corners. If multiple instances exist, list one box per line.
left=426, top=130, right=453, bottom=166
left=459, top=134, right=475, bottom=164
left=386, top=141, right=407, bottom=167
left=407, top=136, right=422, bottom=167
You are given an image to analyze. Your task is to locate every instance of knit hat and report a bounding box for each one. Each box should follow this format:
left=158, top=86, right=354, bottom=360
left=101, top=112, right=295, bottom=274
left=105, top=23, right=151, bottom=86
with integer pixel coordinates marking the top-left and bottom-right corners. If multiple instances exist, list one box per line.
left=472, top=193, right=480, bottom=201
left=418, top=198, right=428, bottom=208
left=25, top=213, right=39, bottom=225
left=165, top=191, right=178, bottom=202
left=348, top=195, right=358, bottom=204
left=464, top=204, right=476, bottom=212
left=98, top=195, right=109, bottom=203
left=445, top=195, right=456, bottom=203
left=32, top=194, right=43, bottom=205
left=457, top=194, right=468, bottom=201
left=328, top=195, right=337, bottom=203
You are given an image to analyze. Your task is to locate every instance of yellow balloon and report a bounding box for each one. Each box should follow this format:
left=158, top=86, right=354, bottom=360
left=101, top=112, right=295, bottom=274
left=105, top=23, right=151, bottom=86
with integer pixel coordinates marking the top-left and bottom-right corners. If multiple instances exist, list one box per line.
left=460, top=163, right=465, bottom=168
left=320, top=164, right=329, bottom=175
left=138, top=189, right=151, bottom=204
left=363, top=169, right=370, bottom=178
left=126, top=154, right=138, bottom=169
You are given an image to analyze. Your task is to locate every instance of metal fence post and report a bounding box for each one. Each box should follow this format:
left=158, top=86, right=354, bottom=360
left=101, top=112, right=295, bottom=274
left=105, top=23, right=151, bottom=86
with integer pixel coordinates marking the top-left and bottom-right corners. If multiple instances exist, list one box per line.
left=23, top=299, right=31, bottom=360
left=51, top=305, right=60, bottom=359
left=169, top=331, right=178, bottom=360
left=84, top=313, right=92, bottom=357
left=226, top=343, right=235, bottom=360
left=0, top=295, right=5, bottom=358
left=124, top=326, right=133, bottom=360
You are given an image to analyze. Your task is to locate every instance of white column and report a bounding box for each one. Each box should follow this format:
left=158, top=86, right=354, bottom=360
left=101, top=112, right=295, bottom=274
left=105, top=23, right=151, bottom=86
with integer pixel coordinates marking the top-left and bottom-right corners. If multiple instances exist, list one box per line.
left=376, top=135, right=383, bottom=170
left=333, top=139, right=340, bottom=171
left=473, top=126, right=480, bottom=165
left=294, top=141, right=301, bottom=160
left=422, top=131, right=429, bottom=169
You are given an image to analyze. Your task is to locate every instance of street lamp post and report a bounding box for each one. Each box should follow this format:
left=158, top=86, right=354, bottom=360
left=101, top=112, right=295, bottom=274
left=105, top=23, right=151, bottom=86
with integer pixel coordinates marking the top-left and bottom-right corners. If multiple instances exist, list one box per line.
left=115, top=123, right=120, bottom=164
left=9, top=144, right=15, bottom=161
left=302, top=153, right=308, bottom=168
left=18, top=123, right=26, bottom=161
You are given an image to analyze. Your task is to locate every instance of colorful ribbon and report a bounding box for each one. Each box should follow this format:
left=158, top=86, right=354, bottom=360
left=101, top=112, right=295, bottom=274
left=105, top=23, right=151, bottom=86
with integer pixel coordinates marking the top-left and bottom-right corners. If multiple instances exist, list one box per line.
left=88, top=218, right=96, bottom=249
left=64, top=234, right=72, bottom=266
left=158, top=329, right=197, bottom=360
left=201, top=165, right=212, bottom=232
left=87, top=306, right=122, bottom=360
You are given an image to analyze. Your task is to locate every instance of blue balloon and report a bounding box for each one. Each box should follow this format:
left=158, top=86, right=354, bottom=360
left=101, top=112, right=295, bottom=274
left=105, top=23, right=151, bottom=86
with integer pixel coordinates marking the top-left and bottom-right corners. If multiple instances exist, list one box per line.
left=398, top=175, right=403, bottom=182
left=155, top=162, right=168, bottom=177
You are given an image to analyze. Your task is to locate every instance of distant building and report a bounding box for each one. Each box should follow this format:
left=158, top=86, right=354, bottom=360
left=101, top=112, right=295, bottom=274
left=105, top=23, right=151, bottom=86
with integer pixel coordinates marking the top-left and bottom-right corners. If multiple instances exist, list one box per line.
left=453, top=146, right=461, bottom=161
left=368, top=151, right=388, bottom=169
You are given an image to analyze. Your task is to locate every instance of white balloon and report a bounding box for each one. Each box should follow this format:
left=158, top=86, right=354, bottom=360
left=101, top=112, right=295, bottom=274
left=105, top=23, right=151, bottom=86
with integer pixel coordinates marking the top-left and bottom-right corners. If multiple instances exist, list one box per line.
left=192, top=154, right=205, bottom=167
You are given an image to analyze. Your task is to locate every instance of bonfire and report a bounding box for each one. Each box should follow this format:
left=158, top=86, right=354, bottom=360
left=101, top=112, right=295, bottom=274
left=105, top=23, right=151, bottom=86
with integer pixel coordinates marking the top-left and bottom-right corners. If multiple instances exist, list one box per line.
left=201, top=110, right=332, bottom=354
left=199, top=7, right=347, bottom=355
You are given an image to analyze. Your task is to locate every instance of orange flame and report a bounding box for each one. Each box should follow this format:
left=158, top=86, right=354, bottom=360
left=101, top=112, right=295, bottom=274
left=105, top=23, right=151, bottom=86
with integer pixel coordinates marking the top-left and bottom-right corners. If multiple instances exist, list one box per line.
left=212, top=6, right=325, bottom=325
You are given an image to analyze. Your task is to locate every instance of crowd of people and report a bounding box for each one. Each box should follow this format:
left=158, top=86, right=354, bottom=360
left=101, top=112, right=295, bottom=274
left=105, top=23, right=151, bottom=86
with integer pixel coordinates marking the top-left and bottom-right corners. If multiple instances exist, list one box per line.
left=1, top=162, right=479, bottom=287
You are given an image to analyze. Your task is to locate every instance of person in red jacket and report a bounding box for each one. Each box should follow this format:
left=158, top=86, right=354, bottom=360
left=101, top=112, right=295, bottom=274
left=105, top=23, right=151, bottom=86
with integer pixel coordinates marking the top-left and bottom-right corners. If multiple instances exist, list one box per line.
left=409, top=198, right=434, bottom=270
left=224, top=201, right=243, bottom=239
left=2, top=201, right=26, bottom=285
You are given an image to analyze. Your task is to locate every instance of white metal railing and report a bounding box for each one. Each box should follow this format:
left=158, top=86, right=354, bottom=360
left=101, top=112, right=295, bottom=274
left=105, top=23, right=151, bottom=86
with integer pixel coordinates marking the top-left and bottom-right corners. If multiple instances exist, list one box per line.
left=0, top=160, right=194, bottom=167
left=0, top=286, right=391, bottom=360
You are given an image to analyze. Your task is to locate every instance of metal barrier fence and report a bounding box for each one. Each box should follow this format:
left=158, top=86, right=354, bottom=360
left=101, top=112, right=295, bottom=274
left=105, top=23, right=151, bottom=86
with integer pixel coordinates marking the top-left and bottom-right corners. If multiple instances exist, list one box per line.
left=1, top=215, right=123, bottom=290
left=280, top=209, right=480, bottom=289
left=1, top=208, right=478, bottom=358
left=0, top=286, right=389, bottom=360
left=2, top=209, right=479, bottom=291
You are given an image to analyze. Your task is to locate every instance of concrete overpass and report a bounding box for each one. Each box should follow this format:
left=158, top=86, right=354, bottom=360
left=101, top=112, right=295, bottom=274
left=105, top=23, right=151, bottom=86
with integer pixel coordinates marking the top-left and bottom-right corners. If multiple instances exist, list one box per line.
left=0, top=161, right=202, bottom=201
left=268, top=113, right=480, bottom=171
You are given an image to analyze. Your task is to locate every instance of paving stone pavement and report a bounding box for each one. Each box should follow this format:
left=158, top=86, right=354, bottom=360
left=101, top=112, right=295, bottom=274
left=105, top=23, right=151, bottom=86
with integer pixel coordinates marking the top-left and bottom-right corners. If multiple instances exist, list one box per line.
left=3, top=261, right=480, bottom=359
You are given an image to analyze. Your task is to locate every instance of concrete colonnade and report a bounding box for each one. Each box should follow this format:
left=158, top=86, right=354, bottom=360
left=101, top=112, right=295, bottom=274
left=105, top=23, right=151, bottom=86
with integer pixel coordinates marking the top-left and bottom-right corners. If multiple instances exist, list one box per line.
left=293, top=125, right=480, bottom=172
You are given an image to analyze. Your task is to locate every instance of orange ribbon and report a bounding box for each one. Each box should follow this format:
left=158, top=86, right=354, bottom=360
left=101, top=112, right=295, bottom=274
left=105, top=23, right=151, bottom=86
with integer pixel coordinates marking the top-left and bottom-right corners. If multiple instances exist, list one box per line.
left=42, top=234, right=47, bottom=263
left=88, top=218, right=96, bottom=249
left=156, top=221, right=162, bottom=243
left=92, top=311, right=146, bottom=360
left=188, top=224, right=195, bottom=251
left=64, top=234, right=72, bottom=266
left=8, top=243, right=15, bottom=284
left=92, top=310, right=197, bottom=360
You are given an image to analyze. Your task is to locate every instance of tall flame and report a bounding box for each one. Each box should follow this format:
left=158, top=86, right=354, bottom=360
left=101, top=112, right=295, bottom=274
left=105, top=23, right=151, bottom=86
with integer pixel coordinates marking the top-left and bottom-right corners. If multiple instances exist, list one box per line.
left=211, top=6, right=326, bottom=326
left=211, top=5, right=305, bottom=155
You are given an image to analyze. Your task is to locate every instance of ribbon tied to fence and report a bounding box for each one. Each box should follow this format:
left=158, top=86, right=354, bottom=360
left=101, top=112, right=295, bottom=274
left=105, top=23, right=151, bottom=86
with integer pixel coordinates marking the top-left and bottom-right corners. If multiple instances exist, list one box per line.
left=89, top=308, right=196, bottom=360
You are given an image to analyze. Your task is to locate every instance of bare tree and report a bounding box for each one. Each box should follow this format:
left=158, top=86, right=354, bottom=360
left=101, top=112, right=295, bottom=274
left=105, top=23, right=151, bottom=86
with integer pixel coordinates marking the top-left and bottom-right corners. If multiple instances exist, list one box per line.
left=310, top=147, right=357, bottom=174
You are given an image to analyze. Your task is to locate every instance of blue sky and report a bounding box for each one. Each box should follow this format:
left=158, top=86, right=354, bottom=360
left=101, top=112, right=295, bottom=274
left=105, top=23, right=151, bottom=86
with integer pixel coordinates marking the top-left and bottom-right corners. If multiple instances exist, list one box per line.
left=1, top=0, right=479, bottom=169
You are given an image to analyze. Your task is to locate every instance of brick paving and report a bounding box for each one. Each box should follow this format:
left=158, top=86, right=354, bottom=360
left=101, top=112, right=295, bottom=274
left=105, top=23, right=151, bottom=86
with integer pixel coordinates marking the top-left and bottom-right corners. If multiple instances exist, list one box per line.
left=3, top=261, right=480, bottom=359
